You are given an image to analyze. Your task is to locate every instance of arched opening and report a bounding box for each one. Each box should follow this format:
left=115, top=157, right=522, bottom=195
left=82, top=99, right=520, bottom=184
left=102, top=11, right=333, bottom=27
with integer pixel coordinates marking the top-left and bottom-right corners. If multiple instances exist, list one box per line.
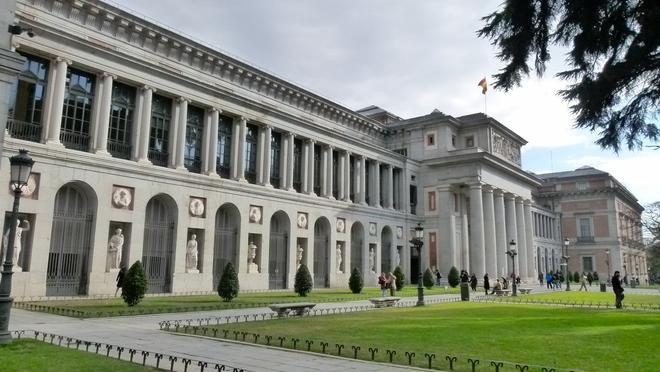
left=142, top=194, right=177, bottom=293
left=46, top=183, right=96, bottom=296
left=350, top=222, right=364, bottom=274
left=213, top=203, right=240, bottom=289
left=313, top=217, right=331, bottom=288
left=381, top=226, right=393, bottom=272
left=269, top=211, right=290, bottom=289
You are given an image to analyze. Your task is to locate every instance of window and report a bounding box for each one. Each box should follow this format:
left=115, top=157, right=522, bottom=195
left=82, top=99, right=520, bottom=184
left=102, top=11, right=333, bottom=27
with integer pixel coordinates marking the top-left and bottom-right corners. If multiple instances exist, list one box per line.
left=270, top=131, right=282, bottom=187
left=293, top=138, right=302, bottom=192
left=349, top=155, right=355, bottom=201
left=107, top=82, right=135, bottom=159
left=184, top=105, right=204, bottom=173
left=313, top=144, right=322, bottom=194
left=245, top=124, right=258, bottom=183
left=410, top=185, right=417, bottom=215
left=429, top=232, right=437, bottom=265
left=148, top=94, right=171, bottom=167
left=61, top=68, right=95, bottom=151
left=216, top=114, right=232, bottom=178
left=428, top=191, right=436, bottom=211
left=365, top=161, right=370, bottom=204
left=582, top=256, right=593, bottom=272
left=8, top=53, right=49, bottom=142
left=332, top=150, right=339, bottom=198
left=576, top=181, right=589, bottom=191
left=465, top=136, right=474, bottom=147
left=451, top=135, right=456, bottom=147
left=426, top=133, right=435, bottom=146
left=578, top=217, right=593, bottom=241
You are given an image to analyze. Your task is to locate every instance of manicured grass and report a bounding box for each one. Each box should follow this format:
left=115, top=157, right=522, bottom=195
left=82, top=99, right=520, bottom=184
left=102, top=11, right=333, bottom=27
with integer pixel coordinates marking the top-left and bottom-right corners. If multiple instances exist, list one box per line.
left=196, top=302, right=660, bottom=371
left=17, top=286, right=458, bottom=317
left=521, top=290, right=660, bottom=306
left=0, top=339, right=156, bottom=371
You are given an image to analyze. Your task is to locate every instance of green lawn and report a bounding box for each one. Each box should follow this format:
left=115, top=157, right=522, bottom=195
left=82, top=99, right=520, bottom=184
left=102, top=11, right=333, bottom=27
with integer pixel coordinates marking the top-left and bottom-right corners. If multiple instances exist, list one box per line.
left=0, top=339, right=156, bottom=371
left=192, top=302, right=660, bottom=371
left=17, top=286, right=458, bottom=317
left=515, top=290, right=660, bottom=306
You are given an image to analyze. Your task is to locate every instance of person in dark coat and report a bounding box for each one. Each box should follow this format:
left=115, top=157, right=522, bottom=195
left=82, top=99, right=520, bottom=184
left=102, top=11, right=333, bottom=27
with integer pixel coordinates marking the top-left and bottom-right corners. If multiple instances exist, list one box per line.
left=469, top=273, right=478, bottom=291
left=612, top=270, right=625, bottom=308
left=460, top=270, right=469, bottom=283
left=483, top=273, right=490, bottom=295
left=115, top=265, right=127, bottom=296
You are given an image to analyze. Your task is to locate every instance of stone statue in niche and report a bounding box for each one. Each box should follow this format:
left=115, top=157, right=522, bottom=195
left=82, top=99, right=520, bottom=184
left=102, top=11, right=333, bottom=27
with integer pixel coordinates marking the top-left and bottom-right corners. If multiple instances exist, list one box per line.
left=247, top=241, right=259, bottom=273
left=107, top=227, right=124, bottom=272
left=336, top=243, right=343, bottom=274
left=395, top=247, right=401, bottom=267
left=296, top=244, right=304, bottom=269
left=186, top=234, right=199, bottom=273
left=369, top=247, right=375, bottom=273
left=2, top=219, right=30, bottom=272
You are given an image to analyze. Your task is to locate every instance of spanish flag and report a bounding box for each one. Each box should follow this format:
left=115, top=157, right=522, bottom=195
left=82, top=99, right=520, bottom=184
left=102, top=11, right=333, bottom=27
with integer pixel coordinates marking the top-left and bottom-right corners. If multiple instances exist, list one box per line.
left=478, top=78, right=487, bottom=94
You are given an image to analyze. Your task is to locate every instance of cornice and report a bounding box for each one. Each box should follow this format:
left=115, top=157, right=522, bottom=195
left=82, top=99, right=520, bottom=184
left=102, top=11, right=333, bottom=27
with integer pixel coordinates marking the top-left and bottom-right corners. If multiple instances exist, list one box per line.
left=16, top=0, right=387, bottom=138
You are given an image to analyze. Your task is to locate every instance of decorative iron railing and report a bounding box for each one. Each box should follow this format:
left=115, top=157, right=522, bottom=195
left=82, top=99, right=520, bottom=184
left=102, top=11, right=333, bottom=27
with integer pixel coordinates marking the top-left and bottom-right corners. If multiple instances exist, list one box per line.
left=107, top=141, right=132, bottom=160
left=60, top=131, right=90, bottom=152
left=148, top=150, right=168, bottom=167
left=6, top=118, right=42, bottom=142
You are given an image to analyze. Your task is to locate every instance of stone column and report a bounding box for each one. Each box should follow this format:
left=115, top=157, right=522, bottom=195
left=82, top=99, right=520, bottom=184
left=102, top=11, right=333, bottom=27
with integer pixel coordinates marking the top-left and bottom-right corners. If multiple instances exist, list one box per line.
left=206, top=108, right=220, bottom=176
left=87, top=73, right=103, bottom=151
left=483, top=186, right=497, bottom=276
left=504, top=194, right=518, bottom=275
left=494, top=190, right=507, bottom=277
left=230, top=117, right=241, bottom=179
left=326, top=145, right=334, bottom=198
left=45, top=57, right=70, bottom=146
left=399, top=167, right=407, bottom=212
left=359, top=156, right=367, bottom=205
left=136, top=86, right=154, bottom=164
left=167, top=99, right=179, bottom=168
left=438, top=185, right=456, bottom=276
left=279, top=132, right=289, bottom=189
left=261, top=125, right=272, bottom=186
left=386, top=164, right=394, bottom=209
left=236, top=116, right=247, bottom=181
left=373, top=161, right=381, bottom=207
left=94, top=73, right=114, bottom=155
left=469, top=183, right=486, bottom=276
left=343, top=151, right=351, bottom=202
left=286, top=133, right=295, bottom=190
left=338, top=151, right=346, bottom=200
left=174, top=98, right=188, bottom=170
left=200, top=109, right=211, bottom=174
left=307, top=139, right=316, bottom=195
left=301, top=139, right=309, bottom=193
left=524, top=200, right=535, bottom=279
left=256, top=126, right=265, bottom=185
left=515, top=198, right=528, bottom=280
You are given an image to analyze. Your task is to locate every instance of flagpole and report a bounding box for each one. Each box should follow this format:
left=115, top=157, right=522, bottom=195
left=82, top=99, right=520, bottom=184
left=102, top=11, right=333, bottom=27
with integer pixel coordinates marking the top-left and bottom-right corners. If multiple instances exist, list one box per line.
left=484, top=92, right=487, bottom=116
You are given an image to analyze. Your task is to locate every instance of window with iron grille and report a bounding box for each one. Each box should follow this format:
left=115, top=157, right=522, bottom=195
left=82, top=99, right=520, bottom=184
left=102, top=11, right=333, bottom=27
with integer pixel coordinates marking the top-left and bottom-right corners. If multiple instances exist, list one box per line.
left=216, top=114, right=232, bottom=178
left=349, top=155, right=355, bottom=202
left=184, top=105, right=204, bottom=173
left=293, top=138, right=302, bottom=192
left=332, top=150, right=339, bottom=199
left=270, top=131, right=282, bottom=187
left=149, top=94, right=171, bottom=167
left=245, top=124, right=258, bottom=183
left=107, top=82, right=135, bottom=159
left=313, top=144, right=322, bottom=195
left=8, top=53, right=49, bottom=142
left=365, top=162, right=371, bottom=204
left=410, top=184, right=418, bottom=215
left=61, top=68, right=95, bottom=151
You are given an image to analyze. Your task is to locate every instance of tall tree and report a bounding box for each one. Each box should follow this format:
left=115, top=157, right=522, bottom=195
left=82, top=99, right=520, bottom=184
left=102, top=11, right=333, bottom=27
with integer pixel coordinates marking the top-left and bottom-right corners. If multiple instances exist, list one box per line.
left=478, top=0, right=659, bottom=152
left=643, top=202, right=660, bottom=281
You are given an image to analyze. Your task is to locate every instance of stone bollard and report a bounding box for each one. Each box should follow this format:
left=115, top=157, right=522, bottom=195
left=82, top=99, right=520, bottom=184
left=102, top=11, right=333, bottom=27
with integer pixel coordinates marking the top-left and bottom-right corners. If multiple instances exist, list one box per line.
left=600, top=283, right=607, bottom=292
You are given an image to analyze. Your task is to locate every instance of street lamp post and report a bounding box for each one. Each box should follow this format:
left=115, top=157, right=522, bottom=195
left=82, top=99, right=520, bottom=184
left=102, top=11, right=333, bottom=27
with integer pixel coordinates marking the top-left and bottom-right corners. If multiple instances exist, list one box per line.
left=605, top=249, right=610, bottom=283
left=563, top=238, right=571, bottom=291
left=505, top=240, right=517, bottom=296
left=410, top=223, right=425, bottom=306
left=0, top=149, right=35, bottom=344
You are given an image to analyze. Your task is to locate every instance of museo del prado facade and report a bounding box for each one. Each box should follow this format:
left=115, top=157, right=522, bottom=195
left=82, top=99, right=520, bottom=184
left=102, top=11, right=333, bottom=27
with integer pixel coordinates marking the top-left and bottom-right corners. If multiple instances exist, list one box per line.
left=0, top=0, right=646, bottom=299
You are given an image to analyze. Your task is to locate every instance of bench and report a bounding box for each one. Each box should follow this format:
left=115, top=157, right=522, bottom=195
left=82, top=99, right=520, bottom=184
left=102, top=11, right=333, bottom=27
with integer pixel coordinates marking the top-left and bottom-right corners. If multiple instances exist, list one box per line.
left=369, top=297, right=401, bottom=308
left=519, top=288, right=533, bottom=294
left=268, top=303, right=316, bottom=317
left=495, top=289, right=511, bottom=296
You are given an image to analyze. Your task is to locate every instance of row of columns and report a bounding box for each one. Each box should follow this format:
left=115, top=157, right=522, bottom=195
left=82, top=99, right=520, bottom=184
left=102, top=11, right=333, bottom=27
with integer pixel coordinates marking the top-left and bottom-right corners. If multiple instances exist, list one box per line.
left=438, top=184, right=536, bottom=281
left=33, top=57, right=408, bottom=211
left=534, top=212, right=558, bottom=240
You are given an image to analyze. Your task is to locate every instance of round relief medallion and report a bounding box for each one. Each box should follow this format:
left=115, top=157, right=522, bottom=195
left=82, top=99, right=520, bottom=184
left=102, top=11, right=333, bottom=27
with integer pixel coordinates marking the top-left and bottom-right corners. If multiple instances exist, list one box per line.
left=112, top=188, right=132, bottom=208
left=249, top=206, right=262, bottom=223
left=396, top=226, right=403, bottom=239
left=189, top=198, right=205, bottom=216
left=369, top=223, right=377, bottom=235
left=20, top=175, right=37, bottom=197
left=336, top=219, right=345, bottom=233
left=297, top=213, right=308, bottom=229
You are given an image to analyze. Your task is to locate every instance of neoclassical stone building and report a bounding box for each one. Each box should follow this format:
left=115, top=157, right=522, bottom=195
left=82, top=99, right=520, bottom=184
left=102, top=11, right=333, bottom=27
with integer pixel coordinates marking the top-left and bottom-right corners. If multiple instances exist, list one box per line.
left=2, top=0, right=558, bottom=299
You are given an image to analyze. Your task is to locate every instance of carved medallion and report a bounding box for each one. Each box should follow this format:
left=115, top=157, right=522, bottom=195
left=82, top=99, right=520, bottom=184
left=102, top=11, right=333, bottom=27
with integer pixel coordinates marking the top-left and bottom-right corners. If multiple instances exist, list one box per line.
left=396, top=226, right=403, bottom=239
left=369, top=222, right=377, bottom=236
left=249, top=205, right=262, bottom=224
left=336, top=218, right=346, bottom=233
left=297, top=212, right=308, bottom=229
left=112, top=186, right=133, bottom=209
left=189, top=197, right=205, bottom=217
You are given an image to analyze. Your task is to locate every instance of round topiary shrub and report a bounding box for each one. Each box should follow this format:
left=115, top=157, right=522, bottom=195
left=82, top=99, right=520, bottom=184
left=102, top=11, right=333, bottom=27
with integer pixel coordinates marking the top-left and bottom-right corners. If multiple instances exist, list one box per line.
left=348, top=267, right=363, bottom=294
left=393, top=266, right=405, bottom=290
left=593, top=271, right=599, bottom=281
left=218, top=262, right=239, bottom=302
left=122, top=260, right=147, bottom=307
left=423, top=268, right=435, bottom=289
left=573, top=271, right=581, bottom=283
left=448, top=266, right=460, bottom=287
left=295, top=264, right=313, bottom=297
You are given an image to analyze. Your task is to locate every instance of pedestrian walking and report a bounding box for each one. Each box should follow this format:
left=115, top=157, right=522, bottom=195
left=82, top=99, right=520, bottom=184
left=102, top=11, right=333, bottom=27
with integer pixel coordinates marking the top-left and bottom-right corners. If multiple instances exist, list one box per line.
left=115, top=265, right=126, bottom=296
left=545, top=272, right=553, bottom=289
left=378, top=272, right=387, bottom=297
left=579, top=273, right=588, bottom=291
left=484, top=273, right=490, bottom=295
left=436, top=270, right=442, bottom=285
left=470, top=273, right=478, bottom=291
left=612, top=270, right=625, bottom=308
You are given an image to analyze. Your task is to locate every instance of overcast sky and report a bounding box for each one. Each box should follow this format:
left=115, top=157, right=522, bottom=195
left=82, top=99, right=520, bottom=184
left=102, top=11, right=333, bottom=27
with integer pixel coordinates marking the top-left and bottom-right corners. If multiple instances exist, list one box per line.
left=110, top=0, right=659, bottom=205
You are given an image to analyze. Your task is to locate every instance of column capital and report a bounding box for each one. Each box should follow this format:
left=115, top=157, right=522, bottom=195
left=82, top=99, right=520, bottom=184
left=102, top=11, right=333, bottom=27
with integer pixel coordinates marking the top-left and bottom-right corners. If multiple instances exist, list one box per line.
left=238, top=116, right=248, bottom=124
left=504, top=192, right=517, bottom=201
left=209, top=107, right=221, bottom=114
left=515, top=196, right=525, bottom=204
left=493, top=188, right=505, bottom=196
left=482, top=185, right=494, bottom=193
left=306, top=138, right=316, bottom=145
left=101, top=72, right=117, bottom=80
left=54, top=56, right=72, bottom=65
left=344, top=149, right=351, bottom=156
left=286, top=132, right=295, bottom=138
left=523, top=199, right=533, bottom=206
left=141, top=85, right=157, bottom=93
left=177, top=96, right=191, bottom=104
left=468, top=182, right=483, bottom=190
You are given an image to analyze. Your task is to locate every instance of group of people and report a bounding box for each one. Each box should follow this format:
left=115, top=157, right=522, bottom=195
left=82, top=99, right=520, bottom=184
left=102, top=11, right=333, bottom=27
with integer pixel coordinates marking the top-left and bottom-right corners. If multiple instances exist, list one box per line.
left=378, top=272, right=397, bottom=297
left=543, top=271, right=565, bottom=290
